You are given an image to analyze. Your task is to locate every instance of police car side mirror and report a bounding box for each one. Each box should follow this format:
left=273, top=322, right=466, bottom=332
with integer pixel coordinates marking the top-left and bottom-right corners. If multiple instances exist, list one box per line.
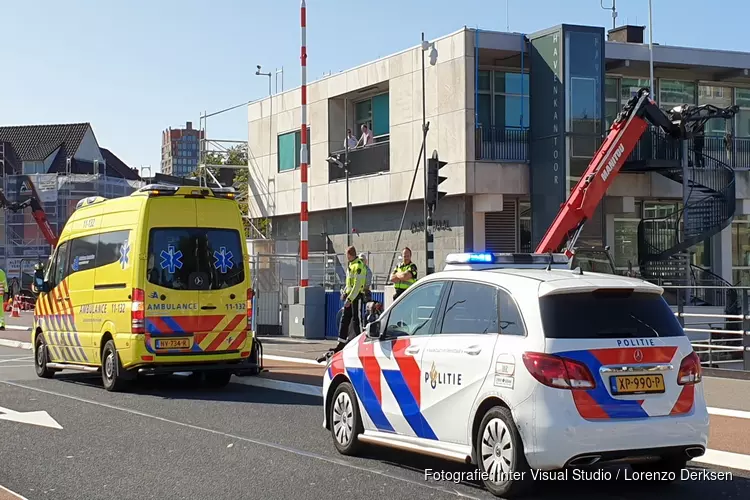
left=365, top=321, right=380, bottom=339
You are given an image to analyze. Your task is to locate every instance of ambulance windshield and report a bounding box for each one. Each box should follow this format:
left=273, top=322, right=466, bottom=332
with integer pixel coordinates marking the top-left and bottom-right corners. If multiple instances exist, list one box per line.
left=146, top=227, right=244, bottom=290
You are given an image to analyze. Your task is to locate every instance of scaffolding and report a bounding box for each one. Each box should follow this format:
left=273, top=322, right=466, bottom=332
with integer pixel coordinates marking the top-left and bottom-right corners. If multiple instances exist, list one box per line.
left=197, top=104, right=270, bottom=240
left=0, top=172, right=144, bottom=284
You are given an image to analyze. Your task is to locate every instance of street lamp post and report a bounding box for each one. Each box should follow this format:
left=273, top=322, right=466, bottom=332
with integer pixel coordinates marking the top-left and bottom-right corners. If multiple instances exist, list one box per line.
left=326, top=154, right=351, bottom=246
left=421, top=33, right=438, bottom=275
left=256, top=65, right=273, bottom=170
left=648, top=0, right=654, bottom=94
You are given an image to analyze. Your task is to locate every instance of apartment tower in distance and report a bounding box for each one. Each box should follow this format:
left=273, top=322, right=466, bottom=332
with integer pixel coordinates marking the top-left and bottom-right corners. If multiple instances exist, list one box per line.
left=161, top=121, right=203, bottom=177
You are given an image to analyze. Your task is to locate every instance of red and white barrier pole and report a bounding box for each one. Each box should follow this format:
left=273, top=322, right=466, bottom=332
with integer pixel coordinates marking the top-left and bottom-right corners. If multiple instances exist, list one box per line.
left=299, top=0, right=309, bottom=287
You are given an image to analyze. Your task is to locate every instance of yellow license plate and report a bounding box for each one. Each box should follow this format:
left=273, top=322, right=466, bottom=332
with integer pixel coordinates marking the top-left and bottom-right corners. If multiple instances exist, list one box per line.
left=611, top=374, right=665, bottom=394
left=155, top=338, right=191, bottom=349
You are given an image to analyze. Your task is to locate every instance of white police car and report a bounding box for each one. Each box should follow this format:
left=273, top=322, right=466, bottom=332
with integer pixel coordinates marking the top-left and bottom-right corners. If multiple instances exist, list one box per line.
left=322, top=252, right=708, bottom=498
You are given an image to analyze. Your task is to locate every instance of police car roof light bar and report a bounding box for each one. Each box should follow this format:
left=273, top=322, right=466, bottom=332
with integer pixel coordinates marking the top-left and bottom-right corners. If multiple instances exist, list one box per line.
left=444, top=252, right=570, bottom=265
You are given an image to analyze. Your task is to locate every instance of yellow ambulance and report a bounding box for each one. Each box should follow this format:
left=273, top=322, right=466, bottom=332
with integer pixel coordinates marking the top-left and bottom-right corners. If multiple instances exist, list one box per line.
left=31, top=184, right=255, bottom=391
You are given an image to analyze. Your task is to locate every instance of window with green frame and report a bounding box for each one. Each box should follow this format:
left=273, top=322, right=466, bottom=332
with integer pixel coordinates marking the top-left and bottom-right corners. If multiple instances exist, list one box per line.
left=354, top=93, right=390, bottom=139
left=277, top=127, right=311, bottom=172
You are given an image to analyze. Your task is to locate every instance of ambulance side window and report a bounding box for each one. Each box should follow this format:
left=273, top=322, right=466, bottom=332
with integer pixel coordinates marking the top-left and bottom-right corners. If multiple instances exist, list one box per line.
left=69, top=235, right=99, bottom=275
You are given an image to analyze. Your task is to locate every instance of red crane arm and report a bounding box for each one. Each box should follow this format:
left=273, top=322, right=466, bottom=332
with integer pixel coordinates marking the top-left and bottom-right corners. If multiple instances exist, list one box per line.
left=535, top=89, right=676, bottom=255
left=28, top=196, right=59, bottom=248
left=0, top=190, right=59, bottom=248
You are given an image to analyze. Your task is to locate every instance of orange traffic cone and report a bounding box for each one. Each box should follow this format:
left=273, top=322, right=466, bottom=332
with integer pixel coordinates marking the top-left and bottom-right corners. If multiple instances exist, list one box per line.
left=11, top=296, right=20, bottom=318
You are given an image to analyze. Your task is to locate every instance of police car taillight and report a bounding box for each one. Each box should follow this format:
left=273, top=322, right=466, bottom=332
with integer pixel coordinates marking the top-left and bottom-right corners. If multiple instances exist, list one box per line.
left=522, top=352, right=596, bottom=390
left=246, top=288, right=254, bottom=329
left=677, top=351, right=702, bottom=385
left=131, top=288, right=145, bottom=334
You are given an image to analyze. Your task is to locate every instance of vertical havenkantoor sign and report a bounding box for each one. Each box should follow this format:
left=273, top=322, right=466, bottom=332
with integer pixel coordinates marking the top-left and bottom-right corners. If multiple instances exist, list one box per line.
left=529, top=27, right=566, bottom=249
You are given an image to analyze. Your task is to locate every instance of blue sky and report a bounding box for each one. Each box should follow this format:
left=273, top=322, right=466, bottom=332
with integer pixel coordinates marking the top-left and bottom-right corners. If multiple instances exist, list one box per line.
left=2, top=0, right=747, bottom=172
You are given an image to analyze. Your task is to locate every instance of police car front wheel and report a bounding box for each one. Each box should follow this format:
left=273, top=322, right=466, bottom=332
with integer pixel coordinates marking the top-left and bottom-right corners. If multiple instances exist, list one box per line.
left=330, top=382, right=363, bottom=456
left=476, top=406, right=531, bottom=498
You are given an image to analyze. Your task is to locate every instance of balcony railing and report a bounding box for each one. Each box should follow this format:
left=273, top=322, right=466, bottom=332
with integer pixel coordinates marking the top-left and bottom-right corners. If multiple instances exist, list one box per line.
left=475, top=126, right=529, bottom=162
left=620, top=127, right=750, bottom=170
left=329, top=140, right=390, bottom=182
left=475, top=124, right=750, bottom=170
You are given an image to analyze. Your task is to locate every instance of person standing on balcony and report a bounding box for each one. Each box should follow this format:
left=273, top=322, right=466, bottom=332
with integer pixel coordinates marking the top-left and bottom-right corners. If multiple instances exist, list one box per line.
left=356, top=124, right=374, bottom=148
left=345, top=129, right=357, bottom=151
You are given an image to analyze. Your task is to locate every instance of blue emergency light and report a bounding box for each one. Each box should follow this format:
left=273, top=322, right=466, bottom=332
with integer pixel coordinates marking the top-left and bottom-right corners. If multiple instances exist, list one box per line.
left=444, top=252, right=570, bottom=266
left=447, top=253, right=495, bottom=264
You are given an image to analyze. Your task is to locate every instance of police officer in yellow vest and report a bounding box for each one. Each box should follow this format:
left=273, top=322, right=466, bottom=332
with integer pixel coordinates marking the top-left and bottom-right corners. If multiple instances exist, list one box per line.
left=391, top=247, right=417, bottom=300
left=335, top=246, right=367, bottom=351
left=0, top=267, right=7, bottom=330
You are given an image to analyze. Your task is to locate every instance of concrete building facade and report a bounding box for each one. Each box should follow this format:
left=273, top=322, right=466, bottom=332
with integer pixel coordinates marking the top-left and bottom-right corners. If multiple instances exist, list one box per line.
left=246, top=24, right=750, bottom=287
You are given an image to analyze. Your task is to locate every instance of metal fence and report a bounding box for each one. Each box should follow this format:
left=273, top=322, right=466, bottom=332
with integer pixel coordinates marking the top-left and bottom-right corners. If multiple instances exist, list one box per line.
left=249, top=250, right=400, bottom=335
left=663, top=285, right=750, bottom=372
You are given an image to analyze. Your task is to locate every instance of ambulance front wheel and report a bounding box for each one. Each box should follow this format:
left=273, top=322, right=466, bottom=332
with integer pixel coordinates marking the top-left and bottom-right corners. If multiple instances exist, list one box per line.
left=330, top=382, right=364, bottom=456
left=34, top=334, right=55, bottom=379
left=101, top=340, right=130, bottom=392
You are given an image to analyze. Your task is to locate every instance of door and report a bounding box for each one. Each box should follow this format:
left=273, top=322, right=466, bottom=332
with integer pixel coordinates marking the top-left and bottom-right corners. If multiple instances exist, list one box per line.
left=144, top=197, right=247, bottom=355
left=195, top=198, right=248, bottom=352
left=357, top=280, right=447, bottom=439
left=420, top=280, right=500, bottom=445
left=65, top=234, right=98, bottom=363
left=40, top=241, right=73, bottom=362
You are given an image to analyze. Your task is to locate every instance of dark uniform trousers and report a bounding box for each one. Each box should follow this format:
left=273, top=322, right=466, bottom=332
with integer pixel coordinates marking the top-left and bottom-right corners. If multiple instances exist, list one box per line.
left=338, top=294, right=361, bottom=343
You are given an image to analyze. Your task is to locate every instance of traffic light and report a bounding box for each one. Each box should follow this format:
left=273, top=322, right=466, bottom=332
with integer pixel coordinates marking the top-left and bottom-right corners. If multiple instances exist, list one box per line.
left=426, top=150, right=447, bottom=210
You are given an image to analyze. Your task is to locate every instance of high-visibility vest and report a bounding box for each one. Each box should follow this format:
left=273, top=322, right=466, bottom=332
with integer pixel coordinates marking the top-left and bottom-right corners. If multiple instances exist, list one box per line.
left=0, top=269, right=6, bottom=295
left=344, top=257, right=367, bottom=301
left=393, top=262, right=417, bottom=290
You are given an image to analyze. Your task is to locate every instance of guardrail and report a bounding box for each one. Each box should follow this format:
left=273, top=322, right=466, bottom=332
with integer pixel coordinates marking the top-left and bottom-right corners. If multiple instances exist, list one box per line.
left=663, top=285, right=749, bottom=372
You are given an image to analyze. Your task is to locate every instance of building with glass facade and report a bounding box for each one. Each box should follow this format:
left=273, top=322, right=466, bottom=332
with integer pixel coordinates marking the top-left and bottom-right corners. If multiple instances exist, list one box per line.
left=161, top=121, right=203, bottom=177
left=246, top=23, right=750, bottom=287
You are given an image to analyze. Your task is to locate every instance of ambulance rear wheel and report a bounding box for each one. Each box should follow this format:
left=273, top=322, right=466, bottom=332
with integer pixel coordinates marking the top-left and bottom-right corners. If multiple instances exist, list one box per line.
left=34, top=334, right=55, bottom=379
left=101, top=340, right=129, bottom=392
left=204, top=370, right=232, bottom=388
left=330, top=382, right=364, bottom=456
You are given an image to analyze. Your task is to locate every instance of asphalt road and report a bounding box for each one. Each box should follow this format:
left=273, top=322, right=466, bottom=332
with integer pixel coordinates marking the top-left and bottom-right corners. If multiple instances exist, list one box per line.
left=1, top=345, right=750, bottom=500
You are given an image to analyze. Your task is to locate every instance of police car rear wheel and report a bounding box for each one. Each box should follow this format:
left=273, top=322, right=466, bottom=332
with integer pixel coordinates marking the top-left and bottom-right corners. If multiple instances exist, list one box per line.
left=34, top=334, right=54, bottom=379
left=101, top=340, right=128, bottom=392
left=476, top=406, right=531, bottom=498
left=331, top=382, right=363, bottom=455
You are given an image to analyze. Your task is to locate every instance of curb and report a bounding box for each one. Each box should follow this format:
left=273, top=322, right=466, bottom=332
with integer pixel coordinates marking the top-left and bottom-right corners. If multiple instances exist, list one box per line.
left=232, top=375, right=323, bottom=398
left=262, top=354, right=326, bottom=366
left=3, top=325, right=31, bottom=331
left=0, top=339, right=32, bottom=350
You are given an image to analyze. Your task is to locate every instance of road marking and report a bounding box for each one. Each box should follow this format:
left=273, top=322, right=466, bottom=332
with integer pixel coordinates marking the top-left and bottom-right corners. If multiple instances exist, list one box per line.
left=262, top=354, right=324, bottom=366
left=0, top=484, right=30, bottom=500
left=0, top=357, right=32, bottom=364
left=708, top=407, right=750, bottom=420
left=2, top=325, right=31, bottom=331
left=0, top=340, right=31, bottom=350
left=0, top=365, right=34, bottom=369
left=0, top=405, right=62, bottom=429
left=691, top=449, right=750, bottom=471
left=0, top=380, right=480, bottom=500
left=233, top=376, right=323, bottom=397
